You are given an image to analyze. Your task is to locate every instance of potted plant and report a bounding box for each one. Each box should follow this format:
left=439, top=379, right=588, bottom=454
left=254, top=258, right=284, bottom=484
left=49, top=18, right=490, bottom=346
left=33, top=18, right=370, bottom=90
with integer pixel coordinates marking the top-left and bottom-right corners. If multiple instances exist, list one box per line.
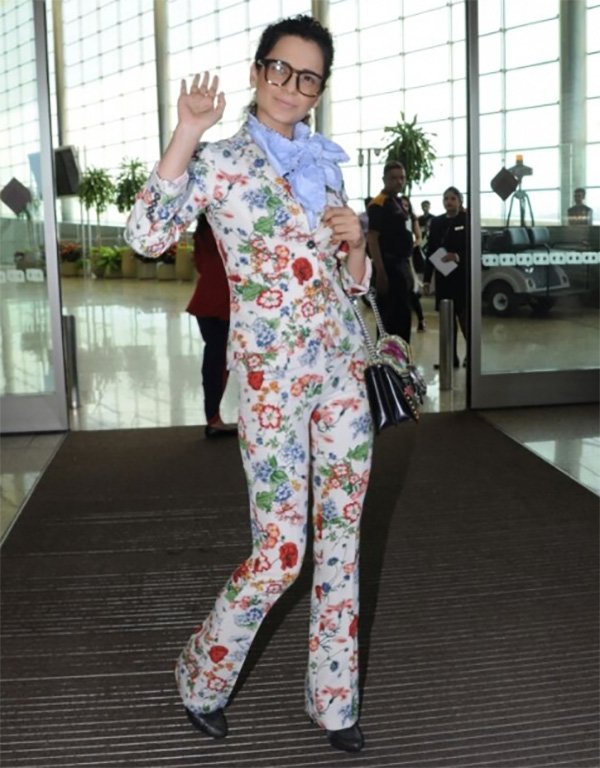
left=382, top=113, right=436, bottom=195
left=115, top=158, right=148, bottom=278
left=156, top=243, right=177, bottom=280
left=175, top=240, right=195, bottom=281
left=90, top=245, right=122, bottom=278
left=115, top=158, right=147, bottom=214
left=78, top=166, right=115, bottom=248
left=59, top=241, right=83, bottom=277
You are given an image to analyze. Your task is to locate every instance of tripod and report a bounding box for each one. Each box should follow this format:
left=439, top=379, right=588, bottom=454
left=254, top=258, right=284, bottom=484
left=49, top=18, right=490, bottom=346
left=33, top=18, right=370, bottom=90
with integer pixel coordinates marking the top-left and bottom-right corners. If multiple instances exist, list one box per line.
left=506, top=185, right=535, bottom=227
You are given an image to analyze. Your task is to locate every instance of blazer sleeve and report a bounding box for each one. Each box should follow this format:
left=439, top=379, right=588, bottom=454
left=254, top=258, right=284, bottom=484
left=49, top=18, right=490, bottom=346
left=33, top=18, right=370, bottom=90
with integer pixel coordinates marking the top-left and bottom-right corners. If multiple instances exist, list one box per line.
left=124, top=147, right=215, bottom=259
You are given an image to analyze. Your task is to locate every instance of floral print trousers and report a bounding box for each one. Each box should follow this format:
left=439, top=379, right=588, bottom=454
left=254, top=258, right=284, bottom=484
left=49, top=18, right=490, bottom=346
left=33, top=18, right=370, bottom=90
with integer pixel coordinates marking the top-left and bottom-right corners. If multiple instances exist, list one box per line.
left=175, top=352, right=373, bottom=731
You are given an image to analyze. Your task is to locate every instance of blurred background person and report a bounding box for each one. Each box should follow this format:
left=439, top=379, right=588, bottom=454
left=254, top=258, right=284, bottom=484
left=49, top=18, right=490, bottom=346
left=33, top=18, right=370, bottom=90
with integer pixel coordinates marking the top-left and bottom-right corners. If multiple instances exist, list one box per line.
left=187, top=214, right=237, bottom=438
left=423, top=186, right=468, bottom=368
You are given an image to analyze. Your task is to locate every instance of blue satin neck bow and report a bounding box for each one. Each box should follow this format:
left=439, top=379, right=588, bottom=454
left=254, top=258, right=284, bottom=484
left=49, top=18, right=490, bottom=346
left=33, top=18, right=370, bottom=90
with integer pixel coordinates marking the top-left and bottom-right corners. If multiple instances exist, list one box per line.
left=246, top=113, right=349, bottom=229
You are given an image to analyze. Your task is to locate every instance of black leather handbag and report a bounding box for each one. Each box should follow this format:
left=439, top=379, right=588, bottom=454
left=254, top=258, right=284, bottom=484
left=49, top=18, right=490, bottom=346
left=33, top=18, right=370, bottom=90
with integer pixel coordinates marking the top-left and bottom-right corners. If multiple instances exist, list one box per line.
left=351, top=290, right=426, bottom=434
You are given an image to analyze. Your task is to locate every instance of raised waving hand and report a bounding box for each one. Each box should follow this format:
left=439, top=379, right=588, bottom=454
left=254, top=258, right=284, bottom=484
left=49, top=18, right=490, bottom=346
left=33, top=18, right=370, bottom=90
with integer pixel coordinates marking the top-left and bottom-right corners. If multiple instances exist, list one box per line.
left=178, top=72, right=226, bottom=134
left=158, top=72, right=225, bottom=181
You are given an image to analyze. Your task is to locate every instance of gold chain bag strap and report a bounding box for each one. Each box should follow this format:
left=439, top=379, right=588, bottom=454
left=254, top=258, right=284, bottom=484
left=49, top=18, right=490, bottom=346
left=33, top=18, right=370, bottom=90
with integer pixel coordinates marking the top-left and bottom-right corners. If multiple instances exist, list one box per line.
left=351, top=289, right=427, bottom=434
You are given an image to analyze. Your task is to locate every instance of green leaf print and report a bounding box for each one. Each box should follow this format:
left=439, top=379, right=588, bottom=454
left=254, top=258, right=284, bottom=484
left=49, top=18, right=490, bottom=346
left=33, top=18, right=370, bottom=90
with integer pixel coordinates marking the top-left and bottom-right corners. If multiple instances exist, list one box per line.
left=347, top=442, right=369, bottom=461
left=270, top=469, right=289, bottom=485
left=255, top=216, right=275, bottom=236
left=240, top=281, right=267, bottom=301
left=256, top=490, right=276, bottom=511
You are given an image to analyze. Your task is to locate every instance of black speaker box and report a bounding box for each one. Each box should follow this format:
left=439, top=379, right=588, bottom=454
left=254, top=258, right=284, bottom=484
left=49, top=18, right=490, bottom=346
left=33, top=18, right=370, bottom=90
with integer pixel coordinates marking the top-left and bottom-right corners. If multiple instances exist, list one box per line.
left=27, top=146, right=81, bottom=197
left=0, top=177, right=32, bottom=215
left=54, top=146, right=80, bottom=196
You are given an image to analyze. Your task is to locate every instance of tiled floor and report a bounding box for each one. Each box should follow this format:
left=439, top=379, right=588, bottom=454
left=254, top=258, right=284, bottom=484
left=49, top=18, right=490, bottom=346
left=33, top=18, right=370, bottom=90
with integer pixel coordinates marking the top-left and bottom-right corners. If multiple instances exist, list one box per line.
left=1, top=278, right=598, bottom=544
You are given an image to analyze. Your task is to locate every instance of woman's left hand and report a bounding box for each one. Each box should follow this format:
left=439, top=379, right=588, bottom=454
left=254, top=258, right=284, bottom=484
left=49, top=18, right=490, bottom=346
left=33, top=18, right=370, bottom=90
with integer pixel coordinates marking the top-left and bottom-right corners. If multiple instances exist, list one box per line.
left=442, top=251, right=460, bottom=264
left=323, top=206, right=364, bottom=251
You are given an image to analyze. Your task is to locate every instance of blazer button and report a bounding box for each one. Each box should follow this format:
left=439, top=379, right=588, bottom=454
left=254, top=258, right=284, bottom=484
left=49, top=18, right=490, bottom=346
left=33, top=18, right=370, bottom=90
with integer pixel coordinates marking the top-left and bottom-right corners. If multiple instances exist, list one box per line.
left=307, top=240, right=316, bottom=249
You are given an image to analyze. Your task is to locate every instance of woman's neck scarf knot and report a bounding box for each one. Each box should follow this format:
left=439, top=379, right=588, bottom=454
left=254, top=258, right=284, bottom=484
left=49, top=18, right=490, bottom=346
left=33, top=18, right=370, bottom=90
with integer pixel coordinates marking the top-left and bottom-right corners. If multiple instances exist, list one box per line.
left=247, top=113, right=349, bottom=229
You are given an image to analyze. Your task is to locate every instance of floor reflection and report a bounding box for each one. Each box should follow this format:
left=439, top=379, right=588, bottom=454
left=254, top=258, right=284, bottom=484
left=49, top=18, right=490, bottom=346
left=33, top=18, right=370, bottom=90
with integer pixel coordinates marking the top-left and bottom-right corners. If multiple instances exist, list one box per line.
left=1, top=278, right=598, bottom=544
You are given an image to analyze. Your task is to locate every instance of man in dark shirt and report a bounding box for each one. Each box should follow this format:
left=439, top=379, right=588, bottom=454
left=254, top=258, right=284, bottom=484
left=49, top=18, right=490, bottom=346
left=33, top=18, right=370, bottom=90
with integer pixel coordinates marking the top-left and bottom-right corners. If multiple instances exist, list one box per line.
left=567, top=188, right=593, bottom=225
left=417, top=200, right=434, bottom=246
left=367, top=161, right=414, bottom=342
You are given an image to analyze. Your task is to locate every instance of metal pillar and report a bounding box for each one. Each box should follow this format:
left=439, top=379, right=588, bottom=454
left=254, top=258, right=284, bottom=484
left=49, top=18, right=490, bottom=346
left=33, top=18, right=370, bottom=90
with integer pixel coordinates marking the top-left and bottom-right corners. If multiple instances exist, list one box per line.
left=62, top=315, right=80, bottom=409
left=560, top=0, right=587, bottom=221
left=439, top=299, right=454, bottom=391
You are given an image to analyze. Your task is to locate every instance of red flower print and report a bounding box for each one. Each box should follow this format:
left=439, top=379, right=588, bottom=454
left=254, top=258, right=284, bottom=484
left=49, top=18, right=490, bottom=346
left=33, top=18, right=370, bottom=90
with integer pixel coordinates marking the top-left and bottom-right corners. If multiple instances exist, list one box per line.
left=208, top=645, right=229, bottom=663
left=343, top=501, right=361, bottom=523
left=349, top=616, right=359, bottom=638
left=274, top=245, right=290, bottom=258
left=253, top=553, right=272, bottom=572
left=229, top=274, right=242, bottom=283
left=257, top=288, right=283, bottom=309
left=301, top=299, right=316, bottom=319
left=259, top=404, right=282, bottom=429
left=315, top=584, right=323, bottom=600
left=338, top=241, right=350, bottom=255
left=206, top=673, right=228, bottom=692
left=248, top=371, right=264, bottom=390
left=309, top=636, right=320, bottom=652
left=292, top=257, right=313, bottom=284
left=279, top=542, right=298, bottom=570
left=232, top=561, right=250, bottom=582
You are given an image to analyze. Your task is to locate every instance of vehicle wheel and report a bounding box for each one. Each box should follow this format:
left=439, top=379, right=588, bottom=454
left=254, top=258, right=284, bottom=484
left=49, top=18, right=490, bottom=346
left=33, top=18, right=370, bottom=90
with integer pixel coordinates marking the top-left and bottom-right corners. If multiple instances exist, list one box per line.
left=485, top=281, right=516, bottom=317
left=529, top=296, right=556, bottom=315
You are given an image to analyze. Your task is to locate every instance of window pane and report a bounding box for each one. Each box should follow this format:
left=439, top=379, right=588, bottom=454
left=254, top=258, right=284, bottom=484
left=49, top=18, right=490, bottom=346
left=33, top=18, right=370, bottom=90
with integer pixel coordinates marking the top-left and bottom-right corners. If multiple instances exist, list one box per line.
left=506, top=62, right=559, bottom=109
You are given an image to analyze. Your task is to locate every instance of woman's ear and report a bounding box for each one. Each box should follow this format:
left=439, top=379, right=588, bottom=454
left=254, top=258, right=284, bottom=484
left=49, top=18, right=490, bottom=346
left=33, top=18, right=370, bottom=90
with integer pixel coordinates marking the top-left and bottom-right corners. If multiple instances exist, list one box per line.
left=249, top=62, right=258, bottom=88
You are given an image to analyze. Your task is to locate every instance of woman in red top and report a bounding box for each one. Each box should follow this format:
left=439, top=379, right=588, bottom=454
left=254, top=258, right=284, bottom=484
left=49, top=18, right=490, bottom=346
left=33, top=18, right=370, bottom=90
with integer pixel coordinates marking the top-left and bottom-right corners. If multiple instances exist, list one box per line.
left=187, top=214, right=236, bottom=437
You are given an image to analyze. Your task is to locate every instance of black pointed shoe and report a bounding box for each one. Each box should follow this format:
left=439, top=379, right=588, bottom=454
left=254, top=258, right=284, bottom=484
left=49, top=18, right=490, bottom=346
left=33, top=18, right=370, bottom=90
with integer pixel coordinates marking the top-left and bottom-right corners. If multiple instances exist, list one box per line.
left=185, top=707, right=228, bottom=739
left=327, top=723, right=364, bottom=752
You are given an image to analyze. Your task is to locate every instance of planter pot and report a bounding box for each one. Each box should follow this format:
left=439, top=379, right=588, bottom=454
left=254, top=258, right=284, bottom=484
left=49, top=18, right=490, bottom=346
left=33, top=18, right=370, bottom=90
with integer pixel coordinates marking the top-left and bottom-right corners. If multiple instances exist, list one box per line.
left=157, top=263, right=176, bottom=281
left=175, top=247, right=194, bottom=281
left=121, top=250, right=138, bottom=278
left=136, top=261, right=157, bottom=280
left=103, top=267, right=122, bottom=279
left=60, top=262, right=79, bottom=277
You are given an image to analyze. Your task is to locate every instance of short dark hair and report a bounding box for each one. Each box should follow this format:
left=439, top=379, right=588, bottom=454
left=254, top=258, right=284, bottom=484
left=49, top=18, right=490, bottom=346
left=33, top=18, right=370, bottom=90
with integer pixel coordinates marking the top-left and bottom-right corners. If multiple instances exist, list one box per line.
left=383, top=161, right=405, bottom=177
left=574, top=187, right=586, bottom=196
left=254, top=15, right=334, bottom=86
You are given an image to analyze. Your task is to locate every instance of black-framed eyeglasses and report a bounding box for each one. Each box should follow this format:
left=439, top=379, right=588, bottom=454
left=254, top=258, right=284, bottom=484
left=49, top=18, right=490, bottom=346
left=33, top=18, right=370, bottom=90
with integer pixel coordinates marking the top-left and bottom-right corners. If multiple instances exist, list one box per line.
left=256, top=59, right=324, bottom=98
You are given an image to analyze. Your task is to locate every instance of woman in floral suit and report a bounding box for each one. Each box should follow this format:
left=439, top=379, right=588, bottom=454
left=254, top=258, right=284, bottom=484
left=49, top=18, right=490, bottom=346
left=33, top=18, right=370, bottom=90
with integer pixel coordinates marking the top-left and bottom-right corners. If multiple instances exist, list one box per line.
left=125, top=15, right=372, bottom=754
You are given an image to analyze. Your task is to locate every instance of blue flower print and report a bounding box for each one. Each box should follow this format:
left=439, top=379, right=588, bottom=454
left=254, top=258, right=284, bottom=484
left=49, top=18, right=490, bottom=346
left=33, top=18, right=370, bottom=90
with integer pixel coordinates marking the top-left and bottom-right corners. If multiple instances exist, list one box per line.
left=281, top=439, right=306, bottom=466
left=243, top=188, right=268, bottom=210
left=322, top=499, right=337, bottom=521
left=299, top=338, right=320, bottom=367
left=351, top=413, right=372, bottom=438
left=234, top=606, right=263, bottom=627
left=254, top=460, right=272, bottom=483
left=275, top=482, right=293, bottom=502
left=252, top=318, right=277, bottom=348
left=273, top=207, right=291, bottom=226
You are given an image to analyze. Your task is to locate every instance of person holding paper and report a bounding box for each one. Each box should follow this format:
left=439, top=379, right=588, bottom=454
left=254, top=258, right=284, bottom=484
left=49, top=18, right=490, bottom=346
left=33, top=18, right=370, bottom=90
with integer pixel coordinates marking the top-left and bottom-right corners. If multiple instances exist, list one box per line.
left=423, top=186, right=468, bottom=368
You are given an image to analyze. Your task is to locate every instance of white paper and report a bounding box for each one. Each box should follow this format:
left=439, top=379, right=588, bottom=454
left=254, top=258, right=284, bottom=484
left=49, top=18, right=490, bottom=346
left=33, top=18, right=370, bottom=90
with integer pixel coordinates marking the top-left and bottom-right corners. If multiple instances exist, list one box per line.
left=429, top=247, right=458, bottom=276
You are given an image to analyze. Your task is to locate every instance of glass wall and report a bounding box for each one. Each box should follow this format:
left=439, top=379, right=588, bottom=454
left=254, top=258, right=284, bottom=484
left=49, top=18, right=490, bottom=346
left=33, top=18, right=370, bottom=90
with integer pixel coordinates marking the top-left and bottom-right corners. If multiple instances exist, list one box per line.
left=469, top=0, right=599, bottom=407
left=0, top=1, right=68, bottom=432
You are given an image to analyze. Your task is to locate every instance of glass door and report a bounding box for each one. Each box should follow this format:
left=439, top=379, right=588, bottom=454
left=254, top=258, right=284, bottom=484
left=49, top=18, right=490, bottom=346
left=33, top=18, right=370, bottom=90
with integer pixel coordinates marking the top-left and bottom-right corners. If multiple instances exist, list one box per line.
left=467, top=0, right=599, bottom=408
left=0, top=0, right=68, bottom=432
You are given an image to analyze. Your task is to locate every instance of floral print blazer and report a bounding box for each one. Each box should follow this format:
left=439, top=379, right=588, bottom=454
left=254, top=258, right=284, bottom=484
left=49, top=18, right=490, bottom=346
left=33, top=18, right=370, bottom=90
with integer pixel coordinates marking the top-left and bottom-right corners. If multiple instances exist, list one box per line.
left=125, top=121, right=371, bottom=376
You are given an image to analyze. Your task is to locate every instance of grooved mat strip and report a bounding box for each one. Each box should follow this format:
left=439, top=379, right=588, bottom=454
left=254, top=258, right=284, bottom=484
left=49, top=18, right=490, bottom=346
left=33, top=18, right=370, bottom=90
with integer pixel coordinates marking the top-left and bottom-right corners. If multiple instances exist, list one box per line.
left=1, top=412, right=598, bottom=767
